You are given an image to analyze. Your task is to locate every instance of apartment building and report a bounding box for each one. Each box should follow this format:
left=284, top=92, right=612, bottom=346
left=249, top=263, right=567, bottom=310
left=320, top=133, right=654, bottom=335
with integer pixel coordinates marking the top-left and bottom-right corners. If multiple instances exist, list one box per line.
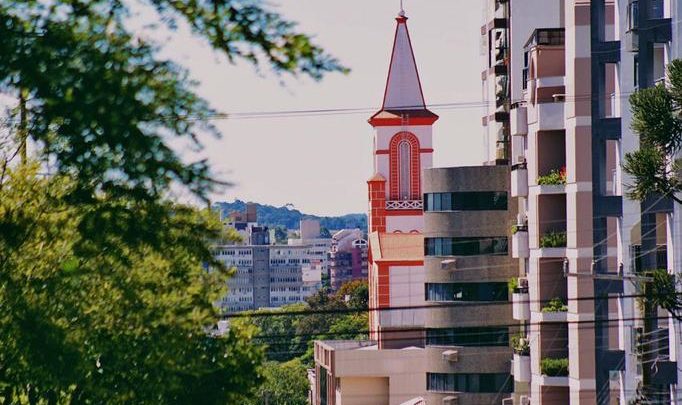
left=214, top=242, right=324, bottom=312
left=289, top=219, right=333, bottom=287
left=498, top=0, right=682, bottom=403
left=329, top=229, right=368, bottom=291
left=212, top=211, right=323, bottom=312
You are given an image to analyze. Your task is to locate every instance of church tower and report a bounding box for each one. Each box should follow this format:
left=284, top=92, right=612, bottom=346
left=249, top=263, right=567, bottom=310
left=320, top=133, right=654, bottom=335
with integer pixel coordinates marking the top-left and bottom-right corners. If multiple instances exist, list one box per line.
left=367, top=10, right=438, bottom=235
left=367, top=9, right=437, bottom=347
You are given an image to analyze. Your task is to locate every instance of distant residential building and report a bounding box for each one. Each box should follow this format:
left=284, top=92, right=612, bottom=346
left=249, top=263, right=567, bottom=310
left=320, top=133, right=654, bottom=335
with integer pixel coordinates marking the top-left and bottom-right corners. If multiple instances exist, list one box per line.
left=299, top=218, right=322, bottom=239
left=288, top=219, right=333, bottom=285
left=212, top=208, right=323, bottom=312
left=329, top=229, right=368, bottom=290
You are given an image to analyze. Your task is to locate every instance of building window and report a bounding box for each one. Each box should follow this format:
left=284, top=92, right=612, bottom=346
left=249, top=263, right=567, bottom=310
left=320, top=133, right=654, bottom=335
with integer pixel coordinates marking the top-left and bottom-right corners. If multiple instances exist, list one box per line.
left=424, top=191, right=507, bottom=211
left=426, top=327, right=509, bottom=347
left=425, top=283, right=508, bottom=302
left=427, top=372, right=512, bottom=393
left=319, top=367, right=328, bottom=405
left=424, top=237, right=508, bottom=256
left=389, top=132, right=420, bottom=200
left=399, top=141, right=411, bottom=200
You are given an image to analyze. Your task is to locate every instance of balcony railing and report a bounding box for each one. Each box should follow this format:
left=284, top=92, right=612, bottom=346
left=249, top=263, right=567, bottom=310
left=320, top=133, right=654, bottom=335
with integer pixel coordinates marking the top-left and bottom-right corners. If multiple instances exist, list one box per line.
left=511, top=163, right=528, bottom=197
left=386, top=200, right=423, bottom=210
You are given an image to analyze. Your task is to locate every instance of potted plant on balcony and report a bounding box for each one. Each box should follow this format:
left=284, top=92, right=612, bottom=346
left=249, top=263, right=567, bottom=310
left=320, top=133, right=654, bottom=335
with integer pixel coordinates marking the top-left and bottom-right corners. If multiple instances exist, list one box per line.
left=541, top=297, right=568, bottom=313
left=537, top=166, right=567, bottom=186
left=539, top=230, right=567, bottom=248
left=511, top=224, right=528, bottom=234
left=540, top=357, right=569, bottom=377
left=512, top=334, right=531, bottom=382
left=511, top=278, right=530, bottom=320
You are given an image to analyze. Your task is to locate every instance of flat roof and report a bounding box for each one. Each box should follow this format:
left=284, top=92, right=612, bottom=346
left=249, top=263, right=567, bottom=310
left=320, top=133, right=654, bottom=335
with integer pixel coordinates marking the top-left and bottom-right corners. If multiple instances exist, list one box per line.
left=369, top=232, right=423, bottom=263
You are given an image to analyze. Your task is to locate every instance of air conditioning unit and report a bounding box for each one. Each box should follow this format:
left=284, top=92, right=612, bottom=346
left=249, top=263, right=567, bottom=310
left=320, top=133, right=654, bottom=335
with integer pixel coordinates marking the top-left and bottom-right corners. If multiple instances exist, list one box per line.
left=442, top=396, right=459, bottom=405
left=520, top=395, right=530, bottom=405
left=442, top=350, right=459, bottom=362
left=441, top=259, right=457, bottom=270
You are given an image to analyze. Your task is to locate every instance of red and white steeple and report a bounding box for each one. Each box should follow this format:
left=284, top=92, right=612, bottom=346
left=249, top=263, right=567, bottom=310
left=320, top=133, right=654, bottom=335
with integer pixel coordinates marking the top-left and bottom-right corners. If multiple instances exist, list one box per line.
left=368, top=10, right=438, bottom=235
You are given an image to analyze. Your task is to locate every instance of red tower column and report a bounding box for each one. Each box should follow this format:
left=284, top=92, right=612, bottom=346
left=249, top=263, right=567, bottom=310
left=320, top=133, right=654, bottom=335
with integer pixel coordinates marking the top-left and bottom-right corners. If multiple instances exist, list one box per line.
left=367, top=174, right=387, bottom=234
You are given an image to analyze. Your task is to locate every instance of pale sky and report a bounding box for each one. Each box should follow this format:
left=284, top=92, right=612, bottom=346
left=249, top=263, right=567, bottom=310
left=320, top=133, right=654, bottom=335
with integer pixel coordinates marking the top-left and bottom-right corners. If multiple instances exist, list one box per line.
left=159, top=0, right=486, bottom=215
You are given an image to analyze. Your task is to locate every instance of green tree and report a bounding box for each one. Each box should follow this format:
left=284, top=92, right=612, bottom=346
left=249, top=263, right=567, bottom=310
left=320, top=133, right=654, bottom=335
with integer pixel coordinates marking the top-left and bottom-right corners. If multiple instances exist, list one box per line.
left=319, top=226, right=332, bottom=238
left=0, top=165, right=264, bottom=403
left=247, top=359, right=310, bottom=405
left=623, top=60, right=682, bottom=203
left=0, top=0, right=345, bottom=403
left=247, top=303, right=307, bottom=362
left=335, top=280, right=369, bottom=310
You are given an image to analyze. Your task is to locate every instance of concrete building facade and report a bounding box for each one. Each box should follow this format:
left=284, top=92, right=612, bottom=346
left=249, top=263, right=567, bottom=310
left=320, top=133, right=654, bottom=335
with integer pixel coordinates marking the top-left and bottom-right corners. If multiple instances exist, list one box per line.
left=501, top=0, right=681, bottom=403
left=421, top=166, right=517, bottom=404
left=213, top=212, right=324, bottom=312
left=316, top=2, right=682, bottom=404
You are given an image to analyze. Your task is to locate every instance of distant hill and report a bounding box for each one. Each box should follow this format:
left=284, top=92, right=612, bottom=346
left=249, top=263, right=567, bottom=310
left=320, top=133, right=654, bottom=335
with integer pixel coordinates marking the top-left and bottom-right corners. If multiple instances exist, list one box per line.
left=213, top=200, right=367, bottom=231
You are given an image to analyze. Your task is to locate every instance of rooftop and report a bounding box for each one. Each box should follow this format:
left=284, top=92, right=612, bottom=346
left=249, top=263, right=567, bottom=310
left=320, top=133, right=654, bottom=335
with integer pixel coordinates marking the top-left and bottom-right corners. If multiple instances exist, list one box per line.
left=369, top=232, right=424, bottom=263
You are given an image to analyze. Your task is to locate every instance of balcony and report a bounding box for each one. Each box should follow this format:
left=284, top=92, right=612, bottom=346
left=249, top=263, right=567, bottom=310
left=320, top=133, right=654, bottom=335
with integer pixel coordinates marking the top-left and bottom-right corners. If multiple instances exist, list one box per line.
left=386, top=200, right=423, bottom=210
left=511, top=226, right=529, bottom=259
left=510, top=105, right=527, bottom=136
left=513, top=354, right=531, bottom=383
left=532, top=310, right=567, bottom=323
left=512, top=289, right=530, bottom=321
left=536, top=102, right=565, bottom=131
left=511, top=163, right=528, bottom=197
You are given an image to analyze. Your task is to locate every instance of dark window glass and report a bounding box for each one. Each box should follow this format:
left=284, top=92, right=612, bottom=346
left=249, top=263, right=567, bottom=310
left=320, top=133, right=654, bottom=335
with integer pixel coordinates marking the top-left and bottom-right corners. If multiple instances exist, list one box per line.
left=319, top=367, right=328, bottom=405
left=424, top=237, right=508, bottom=256
left=423, top=192, right=507, bottom=212
left=425, top=283, right=508, bottom=302
left=433, top=192, right=442, bottom=211
left=426, top=372, right=512, bottom=393
left=426, top=327, right=509, bottom=347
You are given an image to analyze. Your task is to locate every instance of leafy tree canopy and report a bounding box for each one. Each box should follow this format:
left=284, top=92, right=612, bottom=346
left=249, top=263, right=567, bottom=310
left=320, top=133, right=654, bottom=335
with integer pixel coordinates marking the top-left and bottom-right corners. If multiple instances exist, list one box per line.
left=0, top=164, right=264, bottom=403
left=623, top=60, right=682, bottom=203
left=0, top=0, right=346, bottom=403
left=245, top=359, right=310, bottom=405
left=0, top=0, right=347, bottom=205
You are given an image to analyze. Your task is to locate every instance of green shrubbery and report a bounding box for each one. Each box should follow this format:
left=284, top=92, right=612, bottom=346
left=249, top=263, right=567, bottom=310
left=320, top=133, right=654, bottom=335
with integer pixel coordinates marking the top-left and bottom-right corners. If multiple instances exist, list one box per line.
left=542, top=297, right=568, bottom=312
left=537, top=167, right=567, bottom=185
left=541, top=358, right=569, bottom=376
left=539, top=231, right=567, bottom=248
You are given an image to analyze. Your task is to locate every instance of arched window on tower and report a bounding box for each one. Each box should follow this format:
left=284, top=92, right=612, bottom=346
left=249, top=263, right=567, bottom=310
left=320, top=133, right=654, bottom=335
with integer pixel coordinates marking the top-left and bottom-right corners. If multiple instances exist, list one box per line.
left=389, top=132, right=421, bottom=201
left=399, top=140, right=411, bottom=200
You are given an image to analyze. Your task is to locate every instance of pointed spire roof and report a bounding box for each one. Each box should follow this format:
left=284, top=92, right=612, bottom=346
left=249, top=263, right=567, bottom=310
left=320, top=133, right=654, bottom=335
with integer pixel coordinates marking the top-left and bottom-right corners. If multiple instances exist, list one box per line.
left=369, top=11, right=438, bottom=127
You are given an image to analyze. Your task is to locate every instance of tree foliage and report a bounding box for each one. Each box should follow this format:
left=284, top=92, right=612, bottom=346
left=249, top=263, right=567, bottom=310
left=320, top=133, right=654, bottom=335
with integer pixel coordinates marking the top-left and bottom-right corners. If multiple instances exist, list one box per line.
left=640, top=269, right=682, bottom=321
left=335, top=279, right=369, bottom=310
left=245, top=287, right=369, bottom=366
left=623, top=60, right=682, bottom=203
left=0, top=0, right=345, bottom=403
left=245, top=359, right=310, bottom=405
left=0, top=0, right=346, bottom=204
left=0, top=165, right=264, bottom=403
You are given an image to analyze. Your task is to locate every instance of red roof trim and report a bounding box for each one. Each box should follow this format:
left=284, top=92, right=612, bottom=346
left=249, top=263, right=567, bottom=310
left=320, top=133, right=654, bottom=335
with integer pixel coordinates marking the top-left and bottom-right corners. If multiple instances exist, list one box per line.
left=369, top=116, right=439, bottom=127
left=374, top=259, right=423, bottom=265
left=375, top=148, right=433, bottom=155
left=384, top=209, right=423, bottom=217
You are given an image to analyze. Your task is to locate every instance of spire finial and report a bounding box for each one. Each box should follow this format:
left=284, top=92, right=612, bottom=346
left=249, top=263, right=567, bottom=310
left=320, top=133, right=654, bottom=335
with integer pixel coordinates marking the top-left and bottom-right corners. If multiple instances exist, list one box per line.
left=399, top=0, right=406, bottom=17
